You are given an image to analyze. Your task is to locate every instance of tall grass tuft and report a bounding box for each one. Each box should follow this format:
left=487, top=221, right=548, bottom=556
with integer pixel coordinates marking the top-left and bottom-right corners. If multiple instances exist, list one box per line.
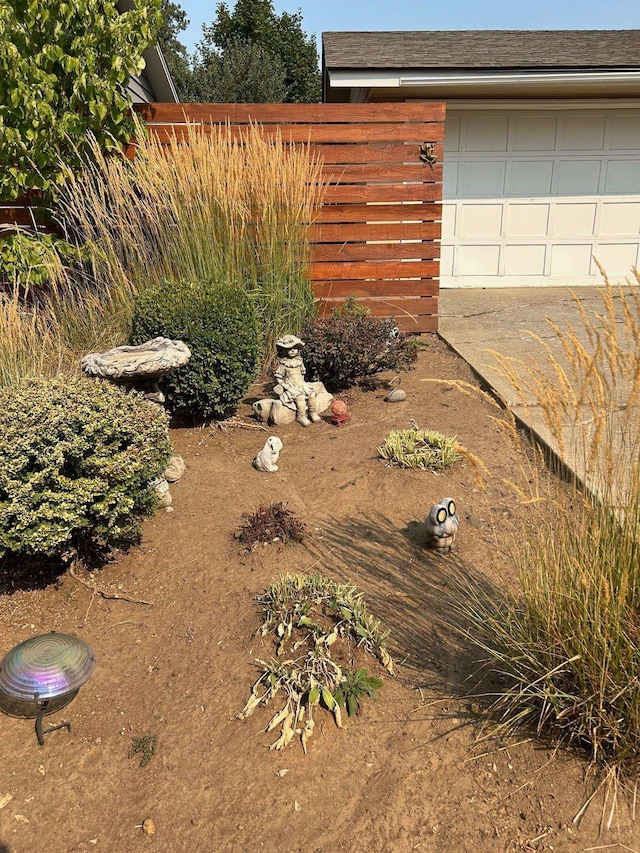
left=451, top=269, right=640, bottom=784
left=0, top=284, right=69, bottom=387
left=54, top=119, right=325, bottom=359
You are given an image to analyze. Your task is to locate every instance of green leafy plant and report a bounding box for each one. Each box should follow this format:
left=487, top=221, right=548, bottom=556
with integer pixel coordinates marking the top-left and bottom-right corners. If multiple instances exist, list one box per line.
left=237, top=502, right=305, bottom=551
left=0, top=376, right=171, bottom=562
left=129, top=734, right=157, bottom=767
left=302, top=299, right=419, bottom=391
left=237, top=573, right=393, bottom=753
left=0, top=232, right=82, bottom=288
left=131, top=279, right=259, bottom=421
left=378, top=424, right=463, bottom=471
left=0, top=0, right=161, bottom=202
left=333, top=668, right=384, bottom=718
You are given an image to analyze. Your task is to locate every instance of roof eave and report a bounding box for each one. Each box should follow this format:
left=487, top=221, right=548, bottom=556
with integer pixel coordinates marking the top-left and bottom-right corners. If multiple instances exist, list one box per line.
left=327, top=68, right=640, bottom=96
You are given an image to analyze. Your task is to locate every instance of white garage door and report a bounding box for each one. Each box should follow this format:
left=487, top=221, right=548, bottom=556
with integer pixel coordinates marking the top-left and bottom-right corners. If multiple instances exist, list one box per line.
left=441, top=108, right=640, bottom=288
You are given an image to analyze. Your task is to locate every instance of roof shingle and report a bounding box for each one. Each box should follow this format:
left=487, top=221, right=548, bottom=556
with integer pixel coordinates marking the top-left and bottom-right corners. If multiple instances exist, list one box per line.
left=322, top=30, right=640, bottom=70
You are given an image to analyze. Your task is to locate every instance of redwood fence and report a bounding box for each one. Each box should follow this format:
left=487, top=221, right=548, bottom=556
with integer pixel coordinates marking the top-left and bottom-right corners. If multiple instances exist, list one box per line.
left=0, top=102, right=445, bottom=333
left=134, top=102, right=445, bottom=333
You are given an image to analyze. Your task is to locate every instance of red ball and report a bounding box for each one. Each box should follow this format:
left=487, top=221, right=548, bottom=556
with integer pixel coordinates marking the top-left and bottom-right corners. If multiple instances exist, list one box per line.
left=330, top=400, right=348, bottom=416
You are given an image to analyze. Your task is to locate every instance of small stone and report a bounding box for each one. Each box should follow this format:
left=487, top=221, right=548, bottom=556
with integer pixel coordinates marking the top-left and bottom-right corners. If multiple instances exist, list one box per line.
left=0, top=794, right=12, bottom=810
left=164, top=455, right=185, bottom=483
left=385, top=388, right=406, bottom=403
left=142, top=819, right=155, bottom=836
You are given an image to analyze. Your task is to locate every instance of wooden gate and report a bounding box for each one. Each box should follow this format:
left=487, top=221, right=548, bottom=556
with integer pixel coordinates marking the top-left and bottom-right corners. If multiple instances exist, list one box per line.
left=135, top=102, right=445, bottom=333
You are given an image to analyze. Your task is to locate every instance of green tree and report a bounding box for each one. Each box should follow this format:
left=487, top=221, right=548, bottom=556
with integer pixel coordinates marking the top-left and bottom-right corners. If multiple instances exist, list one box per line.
left=196, top=0, right=320, bottom=103
left=191, top=37, right=287, bottom=103
left=0, top=0, right=162, bottom=202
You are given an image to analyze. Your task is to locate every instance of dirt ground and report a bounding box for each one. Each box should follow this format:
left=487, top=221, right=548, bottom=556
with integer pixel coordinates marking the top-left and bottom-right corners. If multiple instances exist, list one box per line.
left=0, top=338, right=638, bottom=853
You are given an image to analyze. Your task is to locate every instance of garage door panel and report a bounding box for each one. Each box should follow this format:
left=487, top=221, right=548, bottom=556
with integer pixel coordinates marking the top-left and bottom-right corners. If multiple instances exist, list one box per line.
left=461, top=161, right=505, bottom=196
left=507, top=204, right=550, bottom=236
left=560, top=116, right=606, bottom=151
left=556, top=160, right=601, bottom=194
left=460, top=204, right=502, bottom=236
left=592, top=244, right=639, bottom=275
left=600, top=203, right=640, bottom=236
left=512, top=117, right=557, bottom=151
left=609, top=116, right=639, bottom=150
left=554, top=203, right=597, bottom=236
left=551, top=245, right=593, bottom=276
left=504, top=245, right=546, bottom=275
left=443, top=108, right=640, bottom=287
left=510, top=160, right=553, bottom=195
left=464, top=116, right=509, bottom=151
left=604, top=160, right=640, bottom=194
left=458, top=245, right=500, bottom=275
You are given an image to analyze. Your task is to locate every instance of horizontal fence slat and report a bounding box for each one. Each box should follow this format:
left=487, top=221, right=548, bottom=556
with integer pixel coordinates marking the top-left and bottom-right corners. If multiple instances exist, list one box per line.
left=396, top=313, right=438, bottom=333
left=135, top=102, right=446, bottom=124
left=316, top=296, right=438, bottom=320
left=310, top=221, right=440, bottom=243
left=316, top=203, right=442, bottom=224
left=313, top=279, right=438, bottom=298
left=310, top=260, right=439, bottom=280
left=312, top=143, right=443, bottom=165
left=321, top=163, right=442, bottom=183
left=146, top=123, right=444, bottom=145
left=312, top=241, right=440, bottom=262
left=323, top=183, right=440, bottom=204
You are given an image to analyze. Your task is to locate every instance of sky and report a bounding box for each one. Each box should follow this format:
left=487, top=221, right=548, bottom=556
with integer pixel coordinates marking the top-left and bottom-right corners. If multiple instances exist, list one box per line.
left=177, top=0, right=640, bottom=56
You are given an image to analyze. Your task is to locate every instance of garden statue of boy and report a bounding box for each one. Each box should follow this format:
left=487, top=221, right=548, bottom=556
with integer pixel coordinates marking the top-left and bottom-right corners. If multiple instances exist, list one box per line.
left=273, top=335, right=321, bottom=427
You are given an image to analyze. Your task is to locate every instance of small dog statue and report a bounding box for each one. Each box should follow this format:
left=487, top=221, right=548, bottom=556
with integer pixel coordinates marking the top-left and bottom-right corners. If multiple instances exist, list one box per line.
left=252, top=436, right=283, bottom=473
left=425, top=497, right=459, bottom=554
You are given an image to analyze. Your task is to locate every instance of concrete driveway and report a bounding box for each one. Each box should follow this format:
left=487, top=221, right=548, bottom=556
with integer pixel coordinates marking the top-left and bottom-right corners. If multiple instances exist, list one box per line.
left=437, top=285, right=626, bottom=497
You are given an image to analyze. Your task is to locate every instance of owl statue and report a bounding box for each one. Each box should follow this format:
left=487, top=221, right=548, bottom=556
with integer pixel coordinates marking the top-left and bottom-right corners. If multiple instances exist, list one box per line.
left=424, top=497, right=459, bottom=554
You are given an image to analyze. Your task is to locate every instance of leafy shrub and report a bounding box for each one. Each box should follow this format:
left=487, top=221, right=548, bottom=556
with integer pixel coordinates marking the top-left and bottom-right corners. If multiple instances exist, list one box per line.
left=0, top=232, right=82, bottom=288
left=0, top=377, right=171, bottom=562
left=131, top=279, right=259, bottom=420
left=301, top=298, right=419, bottom=390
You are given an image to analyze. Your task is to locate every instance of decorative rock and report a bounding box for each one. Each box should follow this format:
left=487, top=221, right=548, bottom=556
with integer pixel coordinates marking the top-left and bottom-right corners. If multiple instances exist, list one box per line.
left=424, top=498, right=459, bottom=554
left=385, top=388, right=406, bottom=403
left=152, top=477, right=172, bottom=508
left=81, top=337, right=191, bottom=404
left=252, top=436, right=283, bottom=473
left=164, top=455, right=185, bottom=483
left=253, top=382, right=333, bottom=426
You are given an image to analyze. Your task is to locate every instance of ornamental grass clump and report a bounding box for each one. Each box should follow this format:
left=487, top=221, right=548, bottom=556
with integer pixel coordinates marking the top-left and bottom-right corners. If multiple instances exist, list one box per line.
left=238, top=573, right=393, bottom=753
left=450, top=269, right=640, bottom=785
left=0, top=377, right=171, bottom=563
left=54, top=119, right=325, bottom=360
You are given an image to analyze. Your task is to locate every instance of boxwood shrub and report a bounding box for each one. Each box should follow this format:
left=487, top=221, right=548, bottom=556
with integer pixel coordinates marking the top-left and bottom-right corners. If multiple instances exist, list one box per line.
left=131, top=279, right=260, bottom=420
left=0, top=377, right=171, bottom=562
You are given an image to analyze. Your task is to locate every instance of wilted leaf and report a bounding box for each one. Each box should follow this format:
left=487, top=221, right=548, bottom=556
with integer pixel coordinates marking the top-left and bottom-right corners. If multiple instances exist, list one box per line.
left=266, top=705, right=290, bottom=733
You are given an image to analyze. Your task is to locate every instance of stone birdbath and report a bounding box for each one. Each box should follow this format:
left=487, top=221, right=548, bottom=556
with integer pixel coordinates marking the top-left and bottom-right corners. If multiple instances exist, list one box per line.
left=81, top=337, right=191, bottom=404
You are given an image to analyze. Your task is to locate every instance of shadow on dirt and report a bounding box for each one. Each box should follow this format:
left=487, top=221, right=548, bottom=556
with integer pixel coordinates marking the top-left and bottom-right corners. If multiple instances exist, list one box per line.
left=0, top=555, right=67, bottom=598
left=304, top=511, right=506, bottom=706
